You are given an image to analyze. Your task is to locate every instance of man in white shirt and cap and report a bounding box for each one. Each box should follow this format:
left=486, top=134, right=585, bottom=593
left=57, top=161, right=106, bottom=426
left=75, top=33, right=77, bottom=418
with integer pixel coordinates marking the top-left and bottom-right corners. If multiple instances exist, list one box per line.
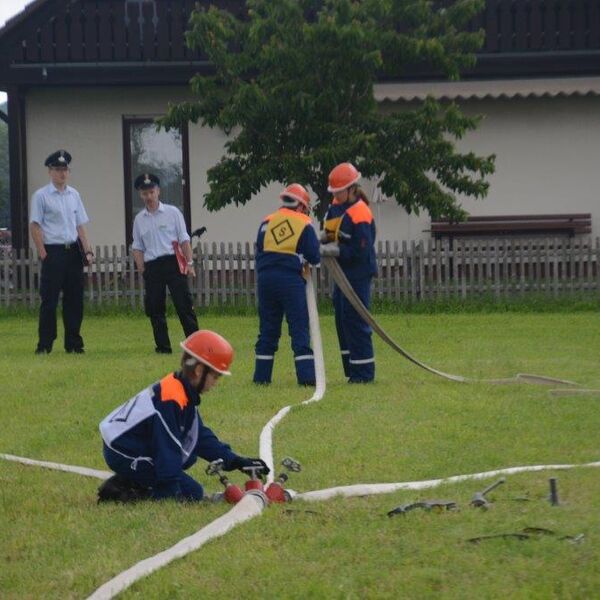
left=131, top=173, right=199, bottom=354
left=30, top=150, right=93, bottom=354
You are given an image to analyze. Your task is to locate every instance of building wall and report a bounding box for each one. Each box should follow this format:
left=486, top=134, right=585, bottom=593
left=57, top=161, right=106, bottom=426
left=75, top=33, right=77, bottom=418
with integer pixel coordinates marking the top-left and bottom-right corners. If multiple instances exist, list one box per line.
left=373, top=94, right=600, bottom=241
left=25, top=86, right=279, bottom=249
left=25, top=87, right=600, bottom=248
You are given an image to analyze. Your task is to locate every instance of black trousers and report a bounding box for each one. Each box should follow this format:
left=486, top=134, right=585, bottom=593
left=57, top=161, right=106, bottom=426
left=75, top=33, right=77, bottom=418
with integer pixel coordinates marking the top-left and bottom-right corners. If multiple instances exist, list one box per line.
left=38, top=244, right=85, bottom=352
left=143, top=255, right=198, bottom=351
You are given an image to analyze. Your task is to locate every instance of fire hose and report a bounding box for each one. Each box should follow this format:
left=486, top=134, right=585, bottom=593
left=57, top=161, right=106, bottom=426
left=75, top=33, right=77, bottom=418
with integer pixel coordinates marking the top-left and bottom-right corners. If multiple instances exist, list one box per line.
left=259, top=272, right=326, bottom=483
left=3, top=451, right=600, bottom=599
left=321, top=256, right=578, bottom=387
left=1, top=258, right=596, bottom=598
left=86, top=491, right=267, bottom=600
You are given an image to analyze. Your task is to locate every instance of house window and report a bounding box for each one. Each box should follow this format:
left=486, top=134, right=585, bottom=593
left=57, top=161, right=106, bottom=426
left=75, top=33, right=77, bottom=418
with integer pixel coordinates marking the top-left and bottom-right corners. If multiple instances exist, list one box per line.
left=123, top=117, right=191, bottom=246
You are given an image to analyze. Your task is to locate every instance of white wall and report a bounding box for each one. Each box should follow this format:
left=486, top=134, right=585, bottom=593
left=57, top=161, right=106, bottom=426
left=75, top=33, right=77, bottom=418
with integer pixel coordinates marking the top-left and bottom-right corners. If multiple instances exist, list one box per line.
left=25, top=86, right=279, bottom=249
left=373, top=94, right=600, bottom=241
left=25, top=87, right=600, bottom=247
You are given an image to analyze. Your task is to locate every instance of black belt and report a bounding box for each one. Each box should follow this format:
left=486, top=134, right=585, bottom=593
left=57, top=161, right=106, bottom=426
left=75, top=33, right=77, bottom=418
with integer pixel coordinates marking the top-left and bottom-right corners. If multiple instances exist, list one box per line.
left=145, top=254, right=176, bottom=265
left=45, top=242, right=78, bottom=250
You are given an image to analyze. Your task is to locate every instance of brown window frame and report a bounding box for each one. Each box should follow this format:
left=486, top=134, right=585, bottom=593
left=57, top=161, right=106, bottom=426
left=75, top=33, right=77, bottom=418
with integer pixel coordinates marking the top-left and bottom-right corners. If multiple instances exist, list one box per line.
left=122, top=115, right=192, bottom=247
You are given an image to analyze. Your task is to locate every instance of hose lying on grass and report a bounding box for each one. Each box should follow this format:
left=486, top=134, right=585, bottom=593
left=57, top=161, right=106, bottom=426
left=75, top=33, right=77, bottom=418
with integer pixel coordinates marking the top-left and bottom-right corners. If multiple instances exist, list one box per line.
left=0, top=452, right=111, bottom=479
left=3, top=450, right=600, bottom=598
left=2, top=264, right=595, bottom=599
left=259, top=272, right=326, bottom=483
left=322, top=256, right=578, bottom=387
left=87, top=491, right=267, bottom=600
left=290, top=459, right=600, bottom=502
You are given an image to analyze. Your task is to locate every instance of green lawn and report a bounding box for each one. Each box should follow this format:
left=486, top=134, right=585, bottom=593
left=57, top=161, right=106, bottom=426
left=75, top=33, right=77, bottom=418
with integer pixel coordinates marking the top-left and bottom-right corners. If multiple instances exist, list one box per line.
left=1, top=311, right=599, bottom=599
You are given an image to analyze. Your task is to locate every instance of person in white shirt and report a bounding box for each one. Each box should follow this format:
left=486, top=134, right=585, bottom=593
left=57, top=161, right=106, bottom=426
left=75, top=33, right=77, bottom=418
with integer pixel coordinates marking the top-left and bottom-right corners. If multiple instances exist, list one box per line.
left=131, top=173, right=198, bottom=354
left=29, top=150, right=93, bottom=354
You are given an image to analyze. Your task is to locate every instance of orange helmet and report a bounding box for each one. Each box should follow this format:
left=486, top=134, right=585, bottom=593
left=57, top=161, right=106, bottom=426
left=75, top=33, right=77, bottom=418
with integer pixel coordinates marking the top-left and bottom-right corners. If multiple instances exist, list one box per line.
left=327, top=162, right=361, bottom=193
left=180, top=330, right=234, bottom=375
left=280, top=183, right=311, bottom=209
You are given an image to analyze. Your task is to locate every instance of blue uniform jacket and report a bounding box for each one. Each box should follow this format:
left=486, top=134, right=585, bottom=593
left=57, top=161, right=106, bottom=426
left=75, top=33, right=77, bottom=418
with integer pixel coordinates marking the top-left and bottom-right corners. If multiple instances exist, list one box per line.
left=334, top=200, right=377, bottom=280
left=323, top=199, right=348, bottom=243
left=103, top=372, right=239, bottom=497
left=255, top=208, right=320, bottom=275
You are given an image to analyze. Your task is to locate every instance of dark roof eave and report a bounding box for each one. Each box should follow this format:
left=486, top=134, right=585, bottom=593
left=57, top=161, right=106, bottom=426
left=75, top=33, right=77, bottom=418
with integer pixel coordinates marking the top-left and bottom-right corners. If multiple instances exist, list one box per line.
left=2, top=50, right=600, bottom=88
left=0, top=61, right=215, bottom=87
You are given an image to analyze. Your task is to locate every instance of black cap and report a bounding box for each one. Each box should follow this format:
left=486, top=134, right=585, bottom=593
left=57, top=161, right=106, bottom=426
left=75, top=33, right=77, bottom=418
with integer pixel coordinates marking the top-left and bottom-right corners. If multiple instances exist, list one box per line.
left=134, top=173, right=160, bottom=190
left=45, top=149, right=72, bottom=168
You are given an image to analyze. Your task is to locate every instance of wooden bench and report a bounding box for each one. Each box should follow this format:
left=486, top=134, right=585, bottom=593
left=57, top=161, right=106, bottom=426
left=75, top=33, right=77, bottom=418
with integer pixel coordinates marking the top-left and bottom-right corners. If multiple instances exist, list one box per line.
left=431, top=214, right=592, bottom=239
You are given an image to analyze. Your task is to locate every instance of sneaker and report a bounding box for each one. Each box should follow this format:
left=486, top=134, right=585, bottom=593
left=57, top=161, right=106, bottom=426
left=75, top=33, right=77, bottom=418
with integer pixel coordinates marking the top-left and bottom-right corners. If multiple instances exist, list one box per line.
left=35, top=347, right=51, bottom=354
left=66, top=348, right=85, bottom=354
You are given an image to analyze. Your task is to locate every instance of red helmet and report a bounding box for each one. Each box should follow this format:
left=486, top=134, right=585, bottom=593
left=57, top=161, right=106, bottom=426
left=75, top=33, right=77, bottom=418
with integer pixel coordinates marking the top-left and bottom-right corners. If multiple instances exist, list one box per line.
left=180, top=330, right=234, bottom=375
left=327, top=162, right=361, bottom=193
left=280, top=183, right=311, bottom=209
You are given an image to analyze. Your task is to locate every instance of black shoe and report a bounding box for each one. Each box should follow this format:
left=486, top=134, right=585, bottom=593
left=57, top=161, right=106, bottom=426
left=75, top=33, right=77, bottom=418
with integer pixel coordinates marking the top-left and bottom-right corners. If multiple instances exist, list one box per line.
left=348, top=378, right=374, bottom=384
left=97, top=475, right=152, bottom=504
left=155, top=347, right=172, bottom=354
left=299, top=381, right=316, bottom=387
left=253, top=380, right=271, bottom=385
left=35, top=347, right=51, bottom=354
left=66, top=348, right=85, bottom=354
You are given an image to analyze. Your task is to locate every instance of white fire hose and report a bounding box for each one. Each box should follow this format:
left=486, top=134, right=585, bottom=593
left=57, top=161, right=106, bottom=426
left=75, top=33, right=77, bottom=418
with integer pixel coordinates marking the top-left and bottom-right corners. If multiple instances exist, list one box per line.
left=321, top=256, right=578, bottom=387
left=2, top=258, right=597, bottom=598
left=0, top=453, right=111, bottom=479
left=4, top=451, right=600, bottom=598
left=87, top=491, right=267, bottom=600
left=259, top=271, right=326, bottom=483
left=290, top=460, right=600, bottom=502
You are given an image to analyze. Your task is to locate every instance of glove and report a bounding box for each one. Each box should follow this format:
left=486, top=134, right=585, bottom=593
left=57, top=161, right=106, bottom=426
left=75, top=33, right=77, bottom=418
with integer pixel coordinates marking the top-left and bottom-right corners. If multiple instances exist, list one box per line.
left=230, top=456, right=270, bottom=476
left=319, top=230, right=331, bottom=243
left=320, top=243, right=340, bottom=257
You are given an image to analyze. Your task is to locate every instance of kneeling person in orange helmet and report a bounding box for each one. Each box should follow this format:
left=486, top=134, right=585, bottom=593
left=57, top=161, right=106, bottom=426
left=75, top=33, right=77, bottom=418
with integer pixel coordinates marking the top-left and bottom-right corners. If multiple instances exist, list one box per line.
left=98, top=330, right=269, bottom=502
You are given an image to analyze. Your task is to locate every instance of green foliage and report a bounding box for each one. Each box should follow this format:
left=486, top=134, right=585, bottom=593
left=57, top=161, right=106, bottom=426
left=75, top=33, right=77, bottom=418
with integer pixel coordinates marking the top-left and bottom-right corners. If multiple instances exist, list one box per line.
left=160, top=0, right=495, bottom=219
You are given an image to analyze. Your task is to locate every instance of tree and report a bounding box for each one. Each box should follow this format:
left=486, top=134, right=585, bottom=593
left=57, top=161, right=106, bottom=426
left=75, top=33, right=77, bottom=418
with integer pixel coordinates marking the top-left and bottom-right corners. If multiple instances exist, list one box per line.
left=160, top=0, right=495, bottom=221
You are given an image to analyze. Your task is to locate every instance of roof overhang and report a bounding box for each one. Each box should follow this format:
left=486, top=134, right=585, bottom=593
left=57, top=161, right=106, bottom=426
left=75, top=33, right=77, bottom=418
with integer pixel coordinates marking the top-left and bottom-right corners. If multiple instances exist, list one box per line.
left=374, top=76, right=600, bottom=103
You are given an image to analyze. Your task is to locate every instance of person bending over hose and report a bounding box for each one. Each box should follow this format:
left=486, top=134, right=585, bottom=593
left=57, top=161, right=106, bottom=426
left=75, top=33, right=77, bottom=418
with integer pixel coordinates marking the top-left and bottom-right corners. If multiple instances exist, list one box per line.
left=98, top=330, right=269, bottom=502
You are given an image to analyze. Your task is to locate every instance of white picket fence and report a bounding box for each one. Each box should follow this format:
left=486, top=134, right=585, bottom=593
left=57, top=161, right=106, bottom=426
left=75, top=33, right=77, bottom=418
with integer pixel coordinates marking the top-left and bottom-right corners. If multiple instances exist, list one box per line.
left=1, top=237, right=599, bottom=308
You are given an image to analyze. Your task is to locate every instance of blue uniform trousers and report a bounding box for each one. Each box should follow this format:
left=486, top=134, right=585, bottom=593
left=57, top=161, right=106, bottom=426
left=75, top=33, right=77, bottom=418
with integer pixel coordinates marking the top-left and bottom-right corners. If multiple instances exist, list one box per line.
left=254, top=270, right=315, bottom=385
left=103, top=444, right=204, bottom=501
left=332, top=277, right=375, bottom=382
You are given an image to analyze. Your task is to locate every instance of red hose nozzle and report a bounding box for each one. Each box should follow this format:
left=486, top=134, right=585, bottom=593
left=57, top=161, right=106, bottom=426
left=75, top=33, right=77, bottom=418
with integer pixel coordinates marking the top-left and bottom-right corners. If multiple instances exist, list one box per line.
left=265, top=481, right=287, bottom=503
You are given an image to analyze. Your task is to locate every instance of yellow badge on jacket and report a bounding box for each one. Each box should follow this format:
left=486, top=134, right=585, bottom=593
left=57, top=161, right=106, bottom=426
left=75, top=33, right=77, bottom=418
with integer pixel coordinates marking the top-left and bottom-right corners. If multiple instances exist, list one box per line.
left=263, top=209, right=310, bottom=254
